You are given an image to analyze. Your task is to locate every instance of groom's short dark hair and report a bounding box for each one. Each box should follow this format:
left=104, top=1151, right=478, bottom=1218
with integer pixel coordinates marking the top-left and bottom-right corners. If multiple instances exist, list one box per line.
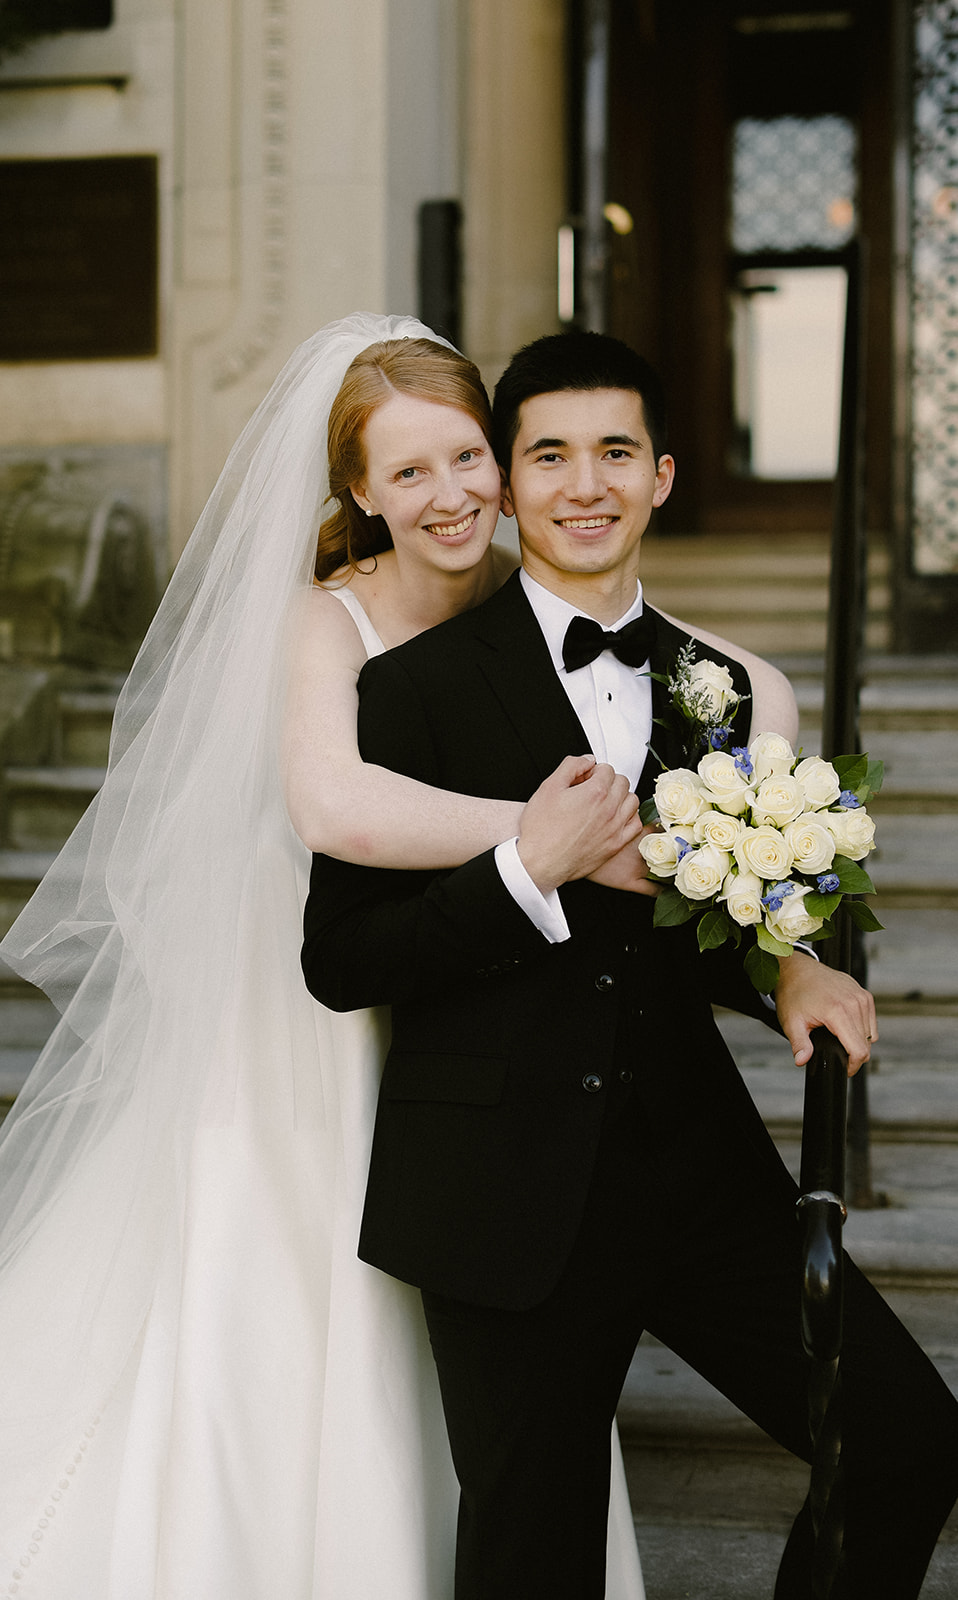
left=492, top=331, right=668, bottom=472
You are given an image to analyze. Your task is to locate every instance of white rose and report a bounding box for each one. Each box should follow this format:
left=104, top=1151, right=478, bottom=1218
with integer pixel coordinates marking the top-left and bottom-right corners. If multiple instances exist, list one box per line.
left=719, top=869, right=764, bottom=926
left=782, top=816, right=836, bottom=875
left=749, top=732, right=795, bottom=783
left=692, top=810, right=746, bottom=852
left=763, top=884, right=825, bottom=943
left=674, top=842, right=730, bottom=901
left=793, top=755, right=841, bottom=810
left=638, top=829, right=681, bottom=877
left=696, top=751, right=753, bottom=816
left=824, top=806, right=876, bottom=860
left=686, top=658, right=739, bottom=721
left=751, top=774, right=806, bottom=827
left=734, top=824, right=795, bottom=880
left=653, top=768, right=707, bottom=827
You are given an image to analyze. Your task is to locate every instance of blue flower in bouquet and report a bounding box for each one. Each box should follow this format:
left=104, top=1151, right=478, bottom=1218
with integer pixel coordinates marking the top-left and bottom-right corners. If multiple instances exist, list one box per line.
left=838, top=790, right=862, bottom=809
left=761, top=881, right=795, bottom=912
left=709, top=725, right=731, bottom=749
left=731, top=746, right=754, bottom=779
left=816, top=872, right=841, bottom=894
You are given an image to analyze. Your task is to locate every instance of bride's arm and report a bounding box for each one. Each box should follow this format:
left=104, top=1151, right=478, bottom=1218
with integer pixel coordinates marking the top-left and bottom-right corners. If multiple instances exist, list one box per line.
left=282, top=587, right=523, bottom=866
left=655, top=608, right=799, bottom=741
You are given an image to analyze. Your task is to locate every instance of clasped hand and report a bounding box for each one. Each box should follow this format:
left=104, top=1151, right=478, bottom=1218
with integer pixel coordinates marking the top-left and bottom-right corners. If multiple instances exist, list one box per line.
left=516, top=755, right=658, bottom=897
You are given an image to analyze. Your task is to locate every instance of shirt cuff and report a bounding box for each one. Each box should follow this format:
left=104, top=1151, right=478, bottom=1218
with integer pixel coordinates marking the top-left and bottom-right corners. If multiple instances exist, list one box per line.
left=494, top=839, right=571, bottom=944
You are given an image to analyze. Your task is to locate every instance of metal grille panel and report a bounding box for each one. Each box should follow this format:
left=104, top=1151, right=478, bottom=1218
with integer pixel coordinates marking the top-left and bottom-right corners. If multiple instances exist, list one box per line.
left=731, top=115, right=857, bottom=253
left=912, top=0, right=958, bottom=573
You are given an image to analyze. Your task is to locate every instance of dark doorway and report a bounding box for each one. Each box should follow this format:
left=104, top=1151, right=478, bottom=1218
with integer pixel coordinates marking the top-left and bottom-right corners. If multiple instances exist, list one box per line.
left=577, top=0, right=894, bottom=536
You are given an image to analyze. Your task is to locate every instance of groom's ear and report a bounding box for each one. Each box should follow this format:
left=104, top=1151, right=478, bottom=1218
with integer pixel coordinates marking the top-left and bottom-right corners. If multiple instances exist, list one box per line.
left=500, top=467, right=516, bottom=521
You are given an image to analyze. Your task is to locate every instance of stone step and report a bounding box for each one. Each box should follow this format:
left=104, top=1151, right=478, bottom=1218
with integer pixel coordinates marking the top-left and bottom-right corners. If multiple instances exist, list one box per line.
left=741, top=1068, right=958, bottom=1142
left=641, top=531, right=888, bottom=580
left=0, top=849, right=57, bottom=938
left=618, top=1284, right=958, bottom=1584
left=866, top=815, right=958, bottom=907
left=55, top=688, right=119, bottom=766
left=860, top=908, right=958, bottom=1009
left=3, top=764, right=104, bottom=849
left=719, top=1011, right=956, bottom=1074
left=630, top=1521, right=958, bottom=1599
left=647, top=614, right=892, bottom=657
left=644, top=579, right=889, bottom=618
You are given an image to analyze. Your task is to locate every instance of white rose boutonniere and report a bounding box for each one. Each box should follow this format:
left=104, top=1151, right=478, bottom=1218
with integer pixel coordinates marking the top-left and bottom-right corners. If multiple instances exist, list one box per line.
left=655, top=639, right=748, bottom=764
left=639, top=646, right=885, bottom=991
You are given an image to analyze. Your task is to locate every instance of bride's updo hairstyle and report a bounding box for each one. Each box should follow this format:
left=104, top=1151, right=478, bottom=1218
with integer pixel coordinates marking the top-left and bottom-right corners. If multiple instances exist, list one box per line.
left=316, top=337, right=492, bottom=580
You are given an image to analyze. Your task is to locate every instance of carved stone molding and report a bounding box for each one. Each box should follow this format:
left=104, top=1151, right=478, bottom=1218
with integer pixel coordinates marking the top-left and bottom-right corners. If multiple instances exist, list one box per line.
left=211, top=0, right=289, bottom=391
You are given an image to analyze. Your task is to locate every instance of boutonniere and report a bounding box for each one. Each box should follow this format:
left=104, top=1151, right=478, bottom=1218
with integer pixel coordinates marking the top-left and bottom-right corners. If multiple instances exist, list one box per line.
left=639, top=648, right=884, bottom=992
left=648, top=639, right=749, bottom=772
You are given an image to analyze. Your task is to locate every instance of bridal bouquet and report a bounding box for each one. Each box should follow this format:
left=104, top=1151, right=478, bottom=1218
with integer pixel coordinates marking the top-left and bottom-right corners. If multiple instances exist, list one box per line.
left=638, top=646, right=883, bottom=992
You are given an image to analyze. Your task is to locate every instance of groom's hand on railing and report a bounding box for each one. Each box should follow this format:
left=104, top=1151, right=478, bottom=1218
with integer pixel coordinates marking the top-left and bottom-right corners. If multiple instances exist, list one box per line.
left=773, top=951, right=878, bottom=1075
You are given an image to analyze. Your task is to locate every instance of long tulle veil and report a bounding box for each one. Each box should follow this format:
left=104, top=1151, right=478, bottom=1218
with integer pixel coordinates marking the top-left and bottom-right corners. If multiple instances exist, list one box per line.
left=0, top=314, right=463, bottom=1596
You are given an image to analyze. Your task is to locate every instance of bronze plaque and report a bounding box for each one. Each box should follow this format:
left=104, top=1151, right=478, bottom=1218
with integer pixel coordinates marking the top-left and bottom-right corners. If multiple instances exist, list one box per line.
left=0, top=155, right=157, bottom=361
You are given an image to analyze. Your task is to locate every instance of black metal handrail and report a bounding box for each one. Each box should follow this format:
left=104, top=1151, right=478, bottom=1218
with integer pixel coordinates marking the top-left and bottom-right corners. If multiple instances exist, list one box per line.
left=797, top=235, right=870, bottom=1598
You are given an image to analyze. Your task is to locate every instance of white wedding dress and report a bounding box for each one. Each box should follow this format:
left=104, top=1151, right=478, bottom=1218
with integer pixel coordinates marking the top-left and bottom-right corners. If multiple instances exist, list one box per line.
left=0, top=316, right=644, bottom=1599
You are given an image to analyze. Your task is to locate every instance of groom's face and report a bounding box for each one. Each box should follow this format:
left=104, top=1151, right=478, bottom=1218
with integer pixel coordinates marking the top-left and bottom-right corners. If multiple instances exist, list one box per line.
left=501, top=387, right=674, bottom=595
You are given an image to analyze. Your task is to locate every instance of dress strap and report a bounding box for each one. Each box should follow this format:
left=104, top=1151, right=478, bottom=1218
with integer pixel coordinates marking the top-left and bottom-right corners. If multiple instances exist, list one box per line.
left=325, top=583, right=386, bottom=659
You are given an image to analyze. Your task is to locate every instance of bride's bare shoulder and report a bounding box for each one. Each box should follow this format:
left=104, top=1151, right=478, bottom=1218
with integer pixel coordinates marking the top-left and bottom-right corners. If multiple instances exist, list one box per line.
left=287, top=577, right=368, bottom=676
left=655, top=607, right=798, bottom=741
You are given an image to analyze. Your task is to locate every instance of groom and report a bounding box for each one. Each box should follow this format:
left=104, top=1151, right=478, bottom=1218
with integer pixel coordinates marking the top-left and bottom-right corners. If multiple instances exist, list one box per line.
left=302, top=332, right=958, bottom=1598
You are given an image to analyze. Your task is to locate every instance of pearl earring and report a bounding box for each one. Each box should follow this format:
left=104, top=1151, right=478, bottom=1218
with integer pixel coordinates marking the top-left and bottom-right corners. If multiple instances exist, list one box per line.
left=365, top=508, right=374, bottom=517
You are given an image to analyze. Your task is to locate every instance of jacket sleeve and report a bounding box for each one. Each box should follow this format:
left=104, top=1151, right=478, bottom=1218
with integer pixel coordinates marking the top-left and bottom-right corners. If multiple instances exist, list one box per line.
left=301, top=652, right=548, bottom=1013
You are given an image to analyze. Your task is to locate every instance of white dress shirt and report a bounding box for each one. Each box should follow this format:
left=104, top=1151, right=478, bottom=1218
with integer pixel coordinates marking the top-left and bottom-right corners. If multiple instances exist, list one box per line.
left=495, top=571, right=653, bottom=943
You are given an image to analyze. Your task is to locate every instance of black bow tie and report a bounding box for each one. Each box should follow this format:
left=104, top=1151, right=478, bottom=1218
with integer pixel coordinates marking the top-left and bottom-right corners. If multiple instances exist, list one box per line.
left=561, top=611, right=656, bottom=673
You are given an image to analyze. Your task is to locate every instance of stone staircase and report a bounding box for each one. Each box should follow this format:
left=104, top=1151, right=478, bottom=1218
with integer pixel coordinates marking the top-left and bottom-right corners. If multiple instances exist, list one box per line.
left=0, top=667, right=122, bottom=1113
left=621, top=533, right=958, bottom=1596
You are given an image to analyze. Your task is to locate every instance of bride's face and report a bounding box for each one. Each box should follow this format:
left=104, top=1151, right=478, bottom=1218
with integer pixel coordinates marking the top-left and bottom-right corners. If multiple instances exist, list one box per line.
left=351, top=393, right=502, bottom=573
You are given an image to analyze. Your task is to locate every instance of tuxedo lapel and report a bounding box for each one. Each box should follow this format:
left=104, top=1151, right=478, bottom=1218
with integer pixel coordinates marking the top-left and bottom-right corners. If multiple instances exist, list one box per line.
left=468, top=572, right=591, bottom=781
left=638, top=606, right=689, bottom=800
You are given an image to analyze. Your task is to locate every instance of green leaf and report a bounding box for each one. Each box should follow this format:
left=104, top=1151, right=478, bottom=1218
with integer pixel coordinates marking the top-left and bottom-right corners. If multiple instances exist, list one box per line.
left=755, top=924, right=793, bottom=958
left=829, top=855, right=875, bottom=894
left=744, top=944, right=780, bottom=993
left=697, top=906, right=732, bottom=951
left=833, top=753, right=867, bottom=788
left=864, top=758, right=884, bottom=797
left=639, top=798, right=660, bottom=825
left=803, top=890, right=842, bottom=919
left=653, top=887, right=696, bottom=928
left=844, top=900, right=884, bottom=933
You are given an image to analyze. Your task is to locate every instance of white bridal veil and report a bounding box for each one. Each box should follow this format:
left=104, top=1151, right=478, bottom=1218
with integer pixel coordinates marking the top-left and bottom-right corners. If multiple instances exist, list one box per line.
left=0, top=312, right=644, bottom=1600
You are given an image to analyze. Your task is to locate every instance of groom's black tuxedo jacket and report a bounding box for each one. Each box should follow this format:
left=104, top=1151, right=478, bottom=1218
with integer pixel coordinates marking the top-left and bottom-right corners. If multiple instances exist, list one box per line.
left=303, top=573, right=790, bottom=1310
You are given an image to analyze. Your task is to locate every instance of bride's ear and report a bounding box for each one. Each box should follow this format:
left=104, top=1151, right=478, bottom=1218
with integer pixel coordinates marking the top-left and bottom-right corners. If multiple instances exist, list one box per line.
left=349, top=483, right=376, bottom=517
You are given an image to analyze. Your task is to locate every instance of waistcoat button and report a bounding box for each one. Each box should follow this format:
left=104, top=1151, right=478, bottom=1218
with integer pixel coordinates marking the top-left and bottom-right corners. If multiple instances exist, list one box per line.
left=595, top=973, right=614, bottom=992
left=582, top=1073, right=603, bottom=1093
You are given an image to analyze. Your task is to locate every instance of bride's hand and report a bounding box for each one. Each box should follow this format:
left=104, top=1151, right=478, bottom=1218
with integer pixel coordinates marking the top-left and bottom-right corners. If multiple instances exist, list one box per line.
left=588, top=826, right=662, bottom=896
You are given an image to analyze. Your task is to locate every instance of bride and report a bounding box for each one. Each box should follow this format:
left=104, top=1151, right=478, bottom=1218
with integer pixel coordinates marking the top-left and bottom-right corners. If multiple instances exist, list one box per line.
left=0, top=314, right=796, bottom=1598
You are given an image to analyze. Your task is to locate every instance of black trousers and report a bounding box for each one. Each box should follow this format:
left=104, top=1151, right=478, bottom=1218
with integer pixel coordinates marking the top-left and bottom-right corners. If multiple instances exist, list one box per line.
left=421, top=1076, right=958, bottom=1600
